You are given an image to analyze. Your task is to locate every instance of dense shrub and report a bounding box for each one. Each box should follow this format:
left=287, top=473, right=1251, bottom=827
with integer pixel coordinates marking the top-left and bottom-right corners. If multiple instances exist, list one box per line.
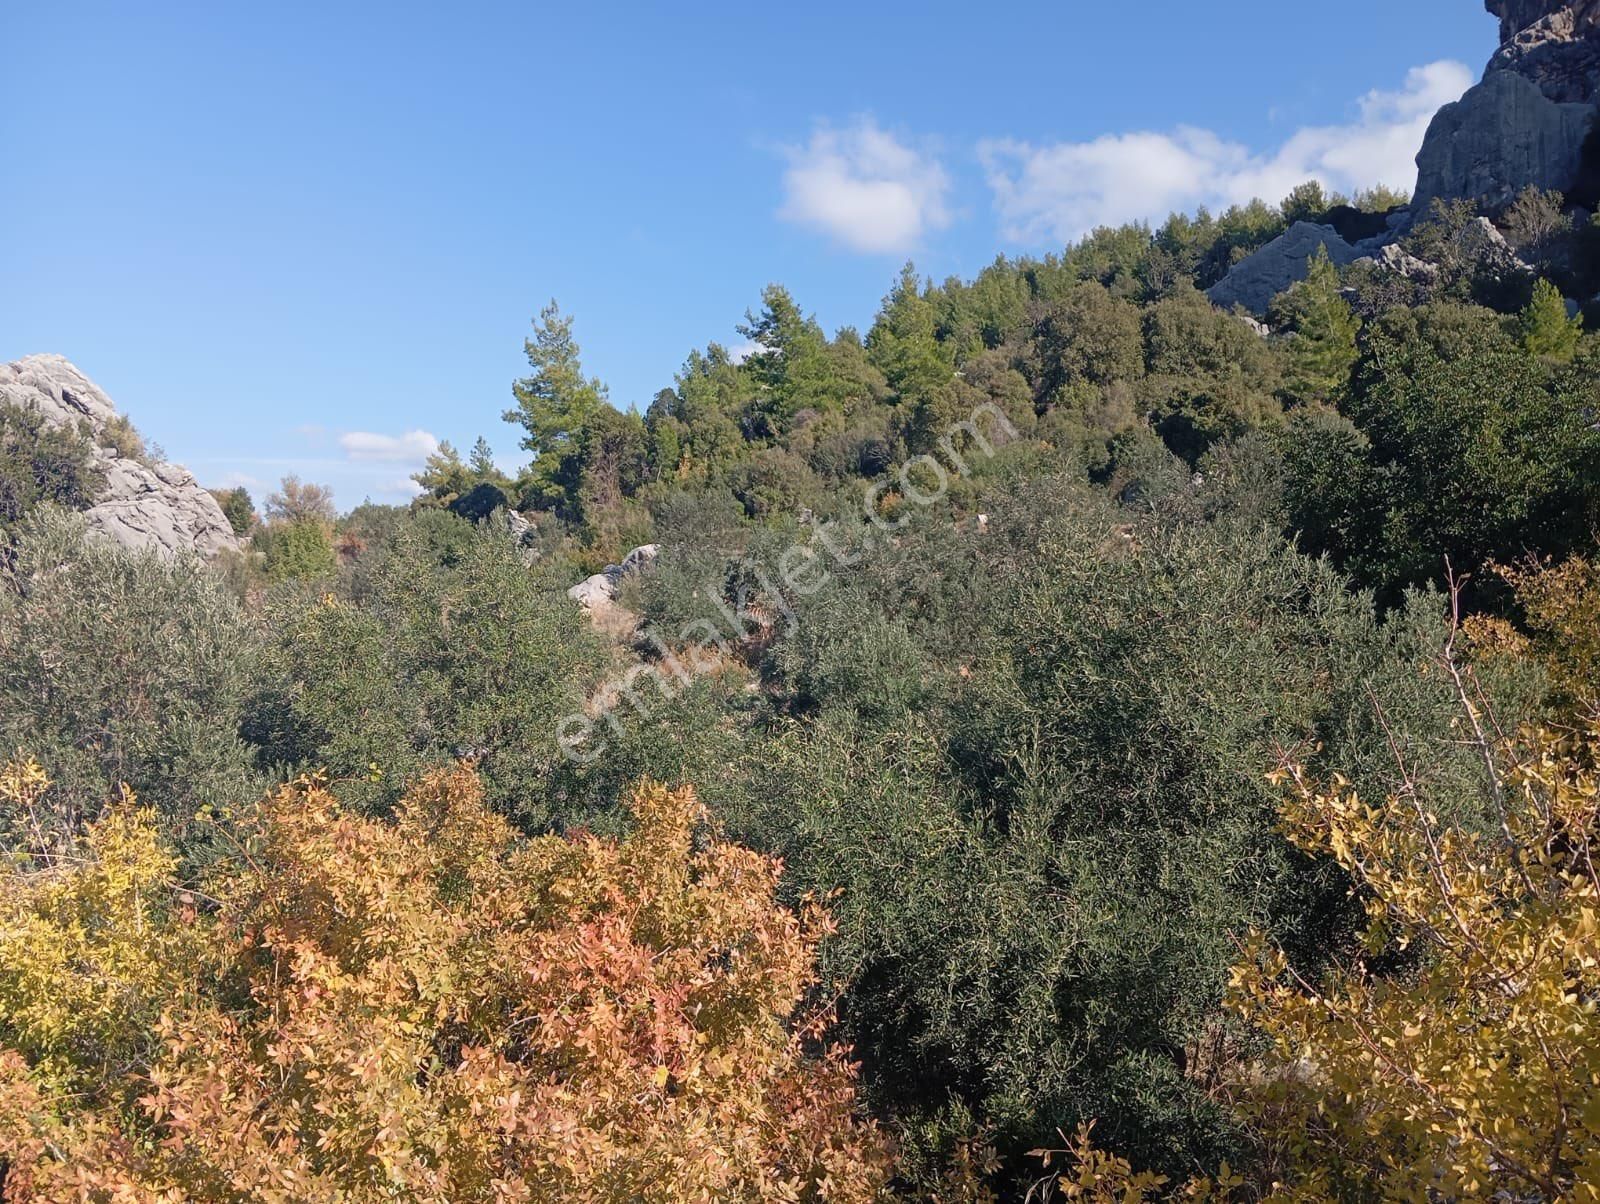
left=683, top=478, right=1515, bottom=1189
left=0, top=511, right=262, bottom=851
left=1285, top=303, right=1600, bottom=598
left=0, top=404, right=103, bottom=533
left=211, top=484, right=257, bottom=534
left=260, top=515, right=338, bottom=580
left=9, top=175, right=1600, bottom=1201
left=1233, top=711, right=1600, bottom=1200
left=0, top=765, right=890, bottom=1201
left=248, top=522, right=608, bottom=826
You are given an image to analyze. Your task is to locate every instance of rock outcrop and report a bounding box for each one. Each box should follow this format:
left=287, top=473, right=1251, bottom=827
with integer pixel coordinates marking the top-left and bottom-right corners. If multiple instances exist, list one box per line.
left=1413, top=68, right=1594, bottom=212
left=567, top=544, right=660, bottom=610
left=1489, top=0, right=1600, bottom=102
left=1206, top=222, right=1362, bottom=315
left=1413, top=1, right=1600, bottom=212
left=1367, top=242, right=1442, bottom=284
left=0, top=355, right=240, bottom=559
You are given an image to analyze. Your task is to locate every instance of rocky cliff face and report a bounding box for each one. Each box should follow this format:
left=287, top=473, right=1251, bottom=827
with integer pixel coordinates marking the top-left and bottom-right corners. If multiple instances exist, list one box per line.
left=1489, top=0, right=1600, bottom=102
left=0, top=355, right=240, bottom=559
left=1413, top=1, right=1600, bottom=211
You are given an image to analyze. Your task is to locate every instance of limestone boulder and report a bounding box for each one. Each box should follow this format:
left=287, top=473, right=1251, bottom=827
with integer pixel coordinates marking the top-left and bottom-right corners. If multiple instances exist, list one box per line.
left=1, top=354, right=240, bottom=559
left=1205, top=222, right=1361, bottom=315
left=566, top=544, right=661, bottom=610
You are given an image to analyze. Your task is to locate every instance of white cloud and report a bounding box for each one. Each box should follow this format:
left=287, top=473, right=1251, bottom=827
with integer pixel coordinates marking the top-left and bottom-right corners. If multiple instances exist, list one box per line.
left=981, top=60, right=1473, bottom=245
left=379, top=476, right=427, bottom=498
left=337, top=429, right=440, bottom=463
left=727, top=338, right=762, bottom=365
left=778, top=119, right=952, bottom=254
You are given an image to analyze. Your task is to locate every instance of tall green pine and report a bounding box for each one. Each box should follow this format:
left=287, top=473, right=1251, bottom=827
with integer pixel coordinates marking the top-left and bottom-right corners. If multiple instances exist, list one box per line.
left=1273, top=247, right=1360, bottom=406
left=1520, top=278, right=1583, bottom=362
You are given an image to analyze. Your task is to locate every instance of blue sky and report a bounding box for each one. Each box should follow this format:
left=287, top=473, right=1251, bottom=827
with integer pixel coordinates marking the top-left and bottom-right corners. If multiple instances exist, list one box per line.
left=2, top=1, right=1496, bottom=506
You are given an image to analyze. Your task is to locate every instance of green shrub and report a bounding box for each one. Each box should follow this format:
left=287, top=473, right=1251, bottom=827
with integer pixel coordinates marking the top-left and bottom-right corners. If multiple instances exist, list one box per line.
left=662, top=478, right=1515, bottom=1191
left=0, top=403, right=104, bottom=534
left=1285, top=302, right=1600, bottom=598
left=248, top=522, right=609, bottom=826
left=98, top=413, right=154, bottom=464
left=0, top=510, right=262, bottom=850
left=211, top=486, right=256, bottom=535
left=260, top=518, right=337, bottom=581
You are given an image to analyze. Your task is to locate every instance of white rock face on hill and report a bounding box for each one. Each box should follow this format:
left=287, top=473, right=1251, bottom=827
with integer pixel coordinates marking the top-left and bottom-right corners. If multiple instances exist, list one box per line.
left=567, top=544, right=660, bottom=609
left=1, top=354, right=240, bottom=559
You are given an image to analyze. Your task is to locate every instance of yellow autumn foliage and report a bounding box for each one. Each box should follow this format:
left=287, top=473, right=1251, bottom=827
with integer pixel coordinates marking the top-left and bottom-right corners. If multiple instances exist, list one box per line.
left=1231, top=716, right=1600, bottom=1202
left=1472, top=556, right=1600, bottom=712
left=0, top=763, right=890, bottom=1202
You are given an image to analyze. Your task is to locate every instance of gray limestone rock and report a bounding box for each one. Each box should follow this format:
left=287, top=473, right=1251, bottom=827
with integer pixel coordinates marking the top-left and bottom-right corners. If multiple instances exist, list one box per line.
left=1368, top=242, right=1442, bottom=282
left=566, top=543, right=661, bottom=609
left=1205, top=222, right=1361, bottom=315
left=1, top=354, right=240, bottom=559
left=1413, top=69, right=1595, bottom=212
left=1487, top=0, right=1600, bottom=103
left=1411, top=3, right=1600, bottom=213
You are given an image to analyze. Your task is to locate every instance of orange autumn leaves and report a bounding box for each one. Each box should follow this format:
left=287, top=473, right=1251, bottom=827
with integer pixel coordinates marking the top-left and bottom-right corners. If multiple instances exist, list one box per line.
left=0, top=767, right=889, bottom=1202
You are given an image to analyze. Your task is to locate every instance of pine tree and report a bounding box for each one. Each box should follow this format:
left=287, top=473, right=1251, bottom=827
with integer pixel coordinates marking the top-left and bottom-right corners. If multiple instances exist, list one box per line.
left=1519, top=277, right=1583, bottom=362
left=412, top=440, right=469, bottom=503
left=504, top=302, right=608, bottom=486
left=866, top=262, right=952, bottom=408
left=1272, top=247, right=1359, bottom=406
left=468, top=436, right=496, bottom=478
left=736, top=285, right=836, bottom=428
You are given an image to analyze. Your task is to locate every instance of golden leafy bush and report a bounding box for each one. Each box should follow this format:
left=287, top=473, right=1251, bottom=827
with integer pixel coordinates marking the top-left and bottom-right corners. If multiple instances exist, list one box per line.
left=1231, top=718, right=1600, bottom=1202
left=1480, top=556, right=1600, bottom=710
left=0, top=764, right=888, bottom=1202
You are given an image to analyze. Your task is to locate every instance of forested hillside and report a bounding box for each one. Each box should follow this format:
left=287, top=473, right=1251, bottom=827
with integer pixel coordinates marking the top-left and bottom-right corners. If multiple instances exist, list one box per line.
left=6, top=9, right=1600, bottom=1199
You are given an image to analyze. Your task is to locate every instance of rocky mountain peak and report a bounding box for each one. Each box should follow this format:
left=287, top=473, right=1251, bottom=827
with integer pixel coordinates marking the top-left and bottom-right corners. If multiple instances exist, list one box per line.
left=1486, top=0, right=1600, bottom=103
left=1488, top=0, right=1593, bottom=42
left=1, top=354, right=241, bottom=559
left=1409, top=1, right=1600, bottom=213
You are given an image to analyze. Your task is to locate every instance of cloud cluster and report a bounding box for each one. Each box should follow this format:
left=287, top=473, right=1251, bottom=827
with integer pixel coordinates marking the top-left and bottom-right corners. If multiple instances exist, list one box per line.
left=774, top=62, right=1474, bottom=254
left=195, top=425, right=443, bottom=510
left=338, top=429, right=440, bottom=463
left=979, top=60, right=1473, bottom=245
left=778, top=119, right=952, bottom=254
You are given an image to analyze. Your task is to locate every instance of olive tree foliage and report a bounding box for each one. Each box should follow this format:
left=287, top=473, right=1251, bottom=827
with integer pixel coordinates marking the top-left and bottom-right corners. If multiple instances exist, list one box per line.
left=657, top=475, right=1520, bottom=1191
left=0, top=510, right=263, bottom=851
left=247, top=520, right=610, bottom=828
